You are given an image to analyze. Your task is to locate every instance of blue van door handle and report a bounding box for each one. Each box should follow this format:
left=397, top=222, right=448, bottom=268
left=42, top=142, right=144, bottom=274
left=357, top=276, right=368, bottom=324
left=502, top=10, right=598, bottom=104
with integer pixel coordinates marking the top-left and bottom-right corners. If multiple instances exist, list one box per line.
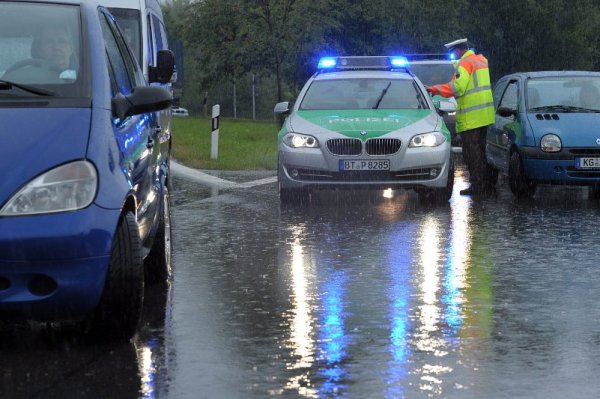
left=147, top=137, right=154, bottom=149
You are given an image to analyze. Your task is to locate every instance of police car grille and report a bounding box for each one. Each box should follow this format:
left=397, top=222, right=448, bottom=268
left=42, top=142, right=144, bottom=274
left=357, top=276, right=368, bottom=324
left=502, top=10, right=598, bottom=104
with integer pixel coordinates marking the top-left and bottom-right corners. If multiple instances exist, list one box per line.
left=366, top=138, right=401, bottom=155
left=327, top=139, right=362, bottom=155
left=295, top=168, right=437, bottom=182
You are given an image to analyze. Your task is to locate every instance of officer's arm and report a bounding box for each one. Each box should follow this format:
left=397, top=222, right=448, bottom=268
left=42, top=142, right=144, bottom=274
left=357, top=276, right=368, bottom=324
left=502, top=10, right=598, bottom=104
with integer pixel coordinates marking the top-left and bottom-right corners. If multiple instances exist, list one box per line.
left=450, top=64, right=470, bottom=97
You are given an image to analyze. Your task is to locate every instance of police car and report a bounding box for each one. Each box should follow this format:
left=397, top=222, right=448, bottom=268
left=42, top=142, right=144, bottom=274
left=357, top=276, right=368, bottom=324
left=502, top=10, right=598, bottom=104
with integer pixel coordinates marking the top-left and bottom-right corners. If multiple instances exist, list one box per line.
left=275, top=56, right=456, bottom=204
left=406, top=54, right=459, bottom=146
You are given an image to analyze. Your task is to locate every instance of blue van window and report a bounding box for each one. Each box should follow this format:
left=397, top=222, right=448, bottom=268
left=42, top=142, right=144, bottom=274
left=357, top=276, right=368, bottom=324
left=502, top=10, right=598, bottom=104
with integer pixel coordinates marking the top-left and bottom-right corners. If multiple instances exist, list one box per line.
left=99, top=13, right=142, bottom=95
left=107, top=8, right=142, bottom=65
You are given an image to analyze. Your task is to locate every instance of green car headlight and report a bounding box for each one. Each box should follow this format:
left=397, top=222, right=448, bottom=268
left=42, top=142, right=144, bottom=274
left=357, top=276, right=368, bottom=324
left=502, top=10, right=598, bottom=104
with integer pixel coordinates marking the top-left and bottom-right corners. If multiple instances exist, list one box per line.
left=409, top=132, right=446, bottom=147
left=283, top=133, right=320, bottom=148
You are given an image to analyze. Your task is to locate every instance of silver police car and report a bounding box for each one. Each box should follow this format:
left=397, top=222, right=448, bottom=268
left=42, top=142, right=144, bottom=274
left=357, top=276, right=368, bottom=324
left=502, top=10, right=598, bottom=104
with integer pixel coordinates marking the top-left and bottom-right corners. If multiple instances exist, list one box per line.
left=275, top=56, right=456, bottom=204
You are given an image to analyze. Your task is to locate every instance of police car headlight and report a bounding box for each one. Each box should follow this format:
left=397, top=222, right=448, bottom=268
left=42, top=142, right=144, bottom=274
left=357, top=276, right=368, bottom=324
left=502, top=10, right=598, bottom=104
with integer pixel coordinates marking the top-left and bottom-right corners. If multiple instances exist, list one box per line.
left=0, top=160, right=97, bottom=216
left=541, top=134, right=562, bottom=152
left=409, top=132, right=446, bottom=147
left=283, top=133, right=320, bottom=148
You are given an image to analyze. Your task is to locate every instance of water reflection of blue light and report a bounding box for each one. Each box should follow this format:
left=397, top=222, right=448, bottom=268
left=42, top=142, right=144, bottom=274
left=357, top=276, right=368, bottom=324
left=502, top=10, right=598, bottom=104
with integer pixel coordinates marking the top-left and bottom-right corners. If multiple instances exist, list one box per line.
left=386, top=224, right=416, bottom=398
left=443, top=266, right=463, bottom=336
left=443, top=192, right=471, bottom=337
left=318, top=270, right=348, bottom=396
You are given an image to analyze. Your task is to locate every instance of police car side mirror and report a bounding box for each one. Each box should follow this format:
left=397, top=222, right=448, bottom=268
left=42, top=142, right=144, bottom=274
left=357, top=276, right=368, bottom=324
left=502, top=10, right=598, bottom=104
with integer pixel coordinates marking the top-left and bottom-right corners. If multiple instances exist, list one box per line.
left=497, top=106, right=517, bottom=118
left=274, top=101, right=290, bottom=115
left=437, top=100, right=456, bottom=113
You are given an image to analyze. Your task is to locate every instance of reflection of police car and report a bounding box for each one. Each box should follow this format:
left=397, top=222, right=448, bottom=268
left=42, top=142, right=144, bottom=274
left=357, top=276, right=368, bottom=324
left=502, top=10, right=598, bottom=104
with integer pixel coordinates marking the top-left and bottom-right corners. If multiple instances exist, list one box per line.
left=406, top=54, right=459, bottom=146
left=275, top=56, right=456, bottom=204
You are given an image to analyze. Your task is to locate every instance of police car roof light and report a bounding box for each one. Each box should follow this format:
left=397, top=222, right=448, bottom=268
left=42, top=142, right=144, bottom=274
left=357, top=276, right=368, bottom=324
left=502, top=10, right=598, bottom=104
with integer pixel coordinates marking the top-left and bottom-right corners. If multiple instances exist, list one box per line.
left=317, top=56, right=410, bottom=72
left=390, top=56, right=409, bottom=68
left=318, top=57, right=337, bottom=69
left=448, top=52, right=456, bottom=60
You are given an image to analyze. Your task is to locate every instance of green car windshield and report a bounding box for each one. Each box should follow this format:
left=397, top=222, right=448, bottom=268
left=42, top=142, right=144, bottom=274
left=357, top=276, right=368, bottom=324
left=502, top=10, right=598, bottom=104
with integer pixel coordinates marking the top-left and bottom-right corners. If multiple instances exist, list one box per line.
left=300, top=78, right=428, bottom=110
left=528, top=77, right=600, bottom=112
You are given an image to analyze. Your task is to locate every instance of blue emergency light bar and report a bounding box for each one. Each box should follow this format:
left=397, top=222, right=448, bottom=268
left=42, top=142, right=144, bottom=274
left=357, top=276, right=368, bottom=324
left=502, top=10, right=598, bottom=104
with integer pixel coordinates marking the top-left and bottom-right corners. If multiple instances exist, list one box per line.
left=390, top=56, right=409, bottom=68
left=317, top=56, right=410, bottom=71
left=318, top=57, right=337, bottom=69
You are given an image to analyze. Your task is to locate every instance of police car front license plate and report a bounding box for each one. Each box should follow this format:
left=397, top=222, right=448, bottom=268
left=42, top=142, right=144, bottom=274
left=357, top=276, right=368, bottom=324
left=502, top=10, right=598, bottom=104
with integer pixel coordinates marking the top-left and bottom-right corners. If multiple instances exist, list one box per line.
left=339, top=160, right=390, bottom=171
left=575, top=157, right=600, bottom=169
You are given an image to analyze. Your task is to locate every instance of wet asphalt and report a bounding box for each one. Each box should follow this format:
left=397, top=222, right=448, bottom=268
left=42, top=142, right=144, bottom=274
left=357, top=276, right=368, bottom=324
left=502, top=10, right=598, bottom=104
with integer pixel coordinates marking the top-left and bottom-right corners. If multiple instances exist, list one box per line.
left=2, top=156, right=600, bottom=398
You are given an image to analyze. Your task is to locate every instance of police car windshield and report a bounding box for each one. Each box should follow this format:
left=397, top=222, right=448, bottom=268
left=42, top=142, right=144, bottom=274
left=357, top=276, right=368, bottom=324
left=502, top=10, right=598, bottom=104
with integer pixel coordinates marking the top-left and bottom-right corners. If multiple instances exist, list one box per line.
left=300, top=78, right=426, bottom=110
left=410, top=64, right=454, bottom=86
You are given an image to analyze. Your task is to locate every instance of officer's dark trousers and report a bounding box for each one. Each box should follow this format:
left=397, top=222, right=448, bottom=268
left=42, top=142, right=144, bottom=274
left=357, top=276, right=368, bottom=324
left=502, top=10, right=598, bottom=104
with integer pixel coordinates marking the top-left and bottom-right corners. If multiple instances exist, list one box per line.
left=460, top=126, right=492, bottom=191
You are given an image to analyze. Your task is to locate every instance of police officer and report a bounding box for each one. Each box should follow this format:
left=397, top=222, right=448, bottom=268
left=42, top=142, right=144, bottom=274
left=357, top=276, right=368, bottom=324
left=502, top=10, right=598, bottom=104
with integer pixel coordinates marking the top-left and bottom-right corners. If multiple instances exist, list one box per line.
left=426, top=38, right=495, bottom=196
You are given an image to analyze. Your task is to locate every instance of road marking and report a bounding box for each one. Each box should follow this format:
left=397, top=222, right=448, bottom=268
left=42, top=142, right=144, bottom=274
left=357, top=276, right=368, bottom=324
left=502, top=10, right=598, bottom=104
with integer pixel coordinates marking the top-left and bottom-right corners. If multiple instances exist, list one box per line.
left=171, top=161, right=276, bottom=188
left=237, top=176, right=278, bottom=188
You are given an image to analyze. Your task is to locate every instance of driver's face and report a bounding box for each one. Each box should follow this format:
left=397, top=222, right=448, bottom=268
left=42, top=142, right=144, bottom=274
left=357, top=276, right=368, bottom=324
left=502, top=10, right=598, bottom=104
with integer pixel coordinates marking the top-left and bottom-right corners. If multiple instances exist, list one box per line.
left=39, top=28, right=73, bottom=69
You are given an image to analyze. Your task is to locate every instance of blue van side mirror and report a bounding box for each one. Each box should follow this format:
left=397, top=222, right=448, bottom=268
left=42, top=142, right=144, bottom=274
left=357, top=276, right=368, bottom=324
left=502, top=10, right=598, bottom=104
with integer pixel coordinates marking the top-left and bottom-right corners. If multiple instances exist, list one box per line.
left=112, top=86, right=173, bottom=120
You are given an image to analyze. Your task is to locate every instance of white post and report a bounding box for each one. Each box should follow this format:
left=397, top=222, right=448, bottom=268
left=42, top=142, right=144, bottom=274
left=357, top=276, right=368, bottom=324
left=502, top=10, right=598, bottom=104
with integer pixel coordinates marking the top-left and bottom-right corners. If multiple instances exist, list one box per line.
left=211, top=104, right=220, bottom=160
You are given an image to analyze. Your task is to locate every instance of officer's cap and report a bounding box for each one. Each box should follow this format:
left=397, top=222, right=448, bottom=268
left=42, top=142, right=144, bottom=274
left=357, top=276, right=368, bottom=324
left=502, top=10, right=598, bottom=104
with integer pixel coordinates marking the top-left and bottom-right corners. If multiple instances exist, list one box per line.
left=444, top=38, right=468, bottom=50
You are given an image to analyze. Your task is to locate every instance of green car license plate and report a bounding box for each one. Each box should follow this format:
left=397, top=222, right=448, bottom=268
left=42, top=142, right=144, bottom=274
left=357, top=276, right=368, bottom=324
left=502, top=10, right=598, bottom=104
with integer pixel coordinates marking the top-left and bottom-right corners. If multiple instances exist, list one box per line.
left=339, top=160, right=390, bottom=171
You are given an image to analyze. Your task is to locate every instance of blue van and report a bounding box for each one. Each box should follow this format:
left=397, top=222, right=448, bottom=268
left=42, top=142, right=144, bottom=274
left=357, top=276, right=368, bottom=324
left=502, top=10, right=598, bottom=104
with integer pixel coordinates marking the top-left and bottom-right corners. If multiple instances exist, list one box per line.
left=0, top=0, right=174, bottom=340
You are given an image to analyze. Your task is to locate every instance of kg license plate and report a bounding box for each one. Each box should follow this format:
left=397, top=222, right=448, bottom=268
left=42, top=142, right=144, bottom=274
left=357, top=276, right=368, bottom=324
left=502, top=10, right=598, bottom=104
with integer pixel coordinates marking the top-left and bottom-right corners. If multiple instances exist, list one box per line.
left=575, top=157, right=600, bottom=169
left=339, top=160, right=390, bottom=171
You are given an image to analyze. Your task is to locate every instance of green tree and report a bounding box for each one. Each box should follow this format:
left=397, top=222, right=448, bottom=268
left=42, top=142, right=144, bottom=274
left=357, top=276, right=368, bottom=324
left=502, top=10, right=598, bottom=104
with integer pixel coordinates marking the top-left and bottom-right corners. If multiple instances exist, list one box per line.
left=243, top=0, right=340, bottom=101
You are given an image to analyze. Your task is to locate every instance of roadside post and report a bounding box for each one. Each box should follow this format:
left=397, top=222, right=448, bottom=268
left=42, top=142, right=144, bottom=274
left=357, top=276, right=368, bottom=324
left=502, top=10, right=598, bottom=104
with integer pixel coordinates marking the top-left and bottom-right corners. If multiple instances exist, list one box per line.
left=211, top=104, right=220, bottom=160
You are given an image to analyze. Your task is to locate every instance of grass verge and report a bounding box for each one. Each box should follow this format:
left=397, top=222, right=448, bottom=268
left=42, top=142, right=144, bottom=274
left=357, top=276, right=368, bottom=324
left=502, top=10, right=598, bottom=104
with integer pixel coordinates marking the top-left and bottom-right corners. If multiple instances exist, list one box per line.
left=171, top=117, right=279, bottom=170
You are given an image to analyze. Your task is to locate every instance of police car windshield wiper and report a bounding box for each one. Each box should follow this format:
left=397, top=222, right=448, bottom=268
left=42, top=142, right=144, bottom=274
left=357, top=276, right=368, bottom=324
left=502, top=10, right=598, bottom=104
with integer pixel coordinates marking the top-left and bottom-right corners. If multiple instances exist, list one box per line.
left=529, top=105, right=599, bottom=113
left=0, top=79, right=56, bottom=96
left=373, top=81, right=392, bottom=109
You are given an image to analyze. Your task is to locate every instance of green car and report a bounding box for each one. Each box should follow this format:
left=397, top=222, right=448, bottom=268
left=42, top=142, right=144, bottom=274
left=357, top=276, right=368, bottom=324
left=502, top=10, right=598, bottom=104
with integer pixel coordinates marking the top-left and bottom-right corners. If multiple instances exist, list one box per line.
left=274, top=56, right=456, bottom=204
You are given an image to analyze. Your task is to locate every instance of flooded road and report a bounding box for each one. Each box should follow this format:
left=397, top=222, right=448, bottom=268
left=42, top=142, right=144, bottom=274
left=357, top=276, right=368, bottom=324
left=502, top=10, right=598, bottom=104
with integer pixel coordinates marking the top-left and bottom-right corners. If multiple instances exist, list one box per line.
left=2, top=159, right=600, bottom=398
left=166, top=161, right=600, bottom=398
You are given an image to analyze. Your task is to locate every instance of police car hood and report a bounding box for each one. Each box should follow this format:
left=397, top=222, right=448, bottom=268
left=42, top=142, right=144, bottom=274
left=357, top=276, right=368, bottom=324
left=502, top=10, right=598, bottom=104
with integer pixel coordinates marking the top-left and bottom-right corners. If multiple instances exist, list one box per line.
left=527, top=112, right=600, bottom=146
left=0, top=108, right=91, bottom=206
left=289, top=109, right=441, bottom=139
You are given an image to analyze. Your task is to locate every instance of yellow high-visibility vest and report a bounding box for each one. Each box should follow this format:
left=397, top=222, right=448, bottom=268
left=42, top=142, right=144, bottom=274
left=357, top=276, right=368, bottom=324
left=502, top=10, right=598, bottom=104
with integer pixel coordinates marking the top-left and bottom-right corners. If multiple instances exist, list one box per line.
left=433, top=50, right=495, bottom=132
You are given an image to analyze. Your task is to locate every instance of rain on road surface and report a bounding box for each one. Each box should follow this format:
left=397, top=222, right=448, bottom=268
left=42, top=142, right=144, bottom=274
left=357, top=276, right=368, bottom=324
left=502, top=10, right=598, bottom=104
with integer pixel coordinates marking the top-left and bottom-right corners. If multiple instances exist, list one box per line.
left=2, top=157, right=600, bottom=398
